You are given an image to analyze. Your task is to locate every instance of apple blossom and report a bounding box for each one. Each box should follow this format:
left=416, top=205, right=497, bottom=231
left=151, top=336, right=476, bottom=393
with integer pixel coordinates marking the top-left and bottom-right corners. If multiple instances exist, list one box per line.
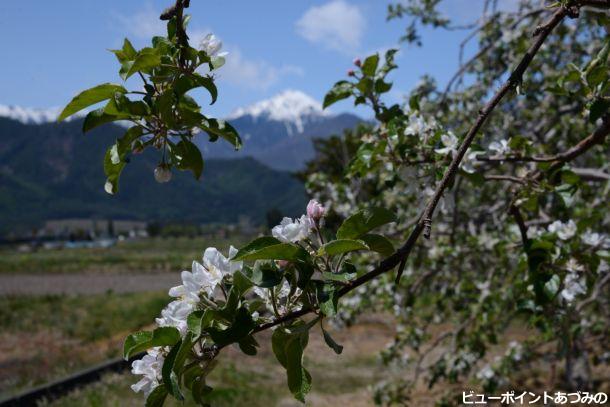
left=155, top=300, right=194, bottom=336
left=131, top=347, right=164, bottom=396
left=488, top=139, right=511, bottom=155
left=306, top=199, right=326, bottom=221
left=199, top=33, right=228, bottom=58
left=547, top=220, right=577, bottom=240
left=434, top=132, right=458, bottom=155
left=272, top=215, right=314, bottom=243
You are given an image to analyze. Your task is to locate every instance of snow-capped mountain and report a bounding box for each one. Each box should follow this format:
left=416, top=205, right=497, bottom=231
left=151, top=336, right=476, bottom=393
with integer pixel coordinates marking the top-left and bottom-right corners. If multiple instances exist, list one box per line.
left=205, top=90, right=362, bottom=170
left=0, top=105, right=61, bottom=125
left=227, top=89, right=330, bottom=135
left=1, top=89, right=363, bottom=171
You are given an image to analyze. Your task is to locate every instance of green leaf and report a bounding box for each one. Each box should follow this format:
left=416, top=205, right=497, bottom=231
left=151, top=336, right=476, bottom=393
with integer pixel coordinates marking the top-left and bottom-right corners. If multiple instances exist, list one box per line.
left=175, top=73, right=218, bottom=104
left=272, top=325, right=312, bottom=403
left=544, top=274, right=561, bottom=300
left=589, top=98, right=610, bottom=123
left=316, top=283, right=338, bottom=317
left=318, top=239, right=369, bottom=256
left=238, top=335, right=259, bottom=356
left=321, top=271, right=355, bottom=283
left=103, top=146, right=126, bottom=195
left=200, top=117, right=242, bottom=150
left=206, top=307, right=255, bottom=346
left=233, top=237, right=306, bottom=261
left=82, top=108, right=128, bottom=133
left=58, top=83, right=127, bottom=121
left=145, top=385, right=168, bottom=407
left=323, top=80, right=353, bottom=109
left=162, top=343, right=184, bottom=401
left=232, top=269, right=254, bottom=294
left=336, top=207, right=396, bottom=239
left=123, top=327, right=181, bottom=360
left=174, top=138, right=204, bottom=179
left=321, top=324, right=343, bottom=354
left=242, top=261, right=284, bottom=288
left=361, top=54, right=380, bottom=76
left=586, top=65, right=607, bottom=88
left=359, top=234, right=395, bottom=256
left=125, top=48, right=161, bottom=79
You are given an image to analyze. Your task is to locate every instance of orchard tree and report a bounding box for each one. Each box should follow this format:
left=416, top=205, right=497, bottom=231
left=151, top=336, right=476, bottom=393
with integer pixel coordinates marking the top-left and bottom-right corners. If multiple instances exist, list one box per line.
left=59, top=0, right=610, bottom=405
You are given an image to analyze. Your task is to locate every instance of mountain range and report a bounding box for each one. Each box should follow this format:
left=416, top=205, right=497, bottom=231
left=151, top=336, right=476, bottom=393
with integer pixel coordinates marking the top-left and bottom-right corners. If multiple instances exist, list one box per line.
left=0, top=91, right=361, bottom=236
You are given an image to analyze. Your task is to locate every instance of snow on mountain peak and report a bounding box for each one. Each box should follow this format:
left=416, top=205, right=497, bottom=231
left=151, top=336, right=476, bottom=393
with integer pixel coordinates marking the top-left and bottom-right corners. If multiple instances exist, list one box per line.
left=0, top=105, right=62, bottom=125
left=228, top=90, right=330, bottom=134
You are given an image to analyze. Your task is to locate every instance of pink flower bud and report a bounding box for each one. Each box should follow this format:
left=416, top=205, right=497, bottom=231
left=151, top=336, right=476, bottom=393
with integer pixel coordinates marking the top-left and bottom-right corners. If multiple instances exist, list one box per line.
left=353, top=58, right=361, bottom=67
left=306, top=199, right=326, bottom=221
left=278, top=260, right=291, bottom=268
left=347, top=69, right=356, bottom=77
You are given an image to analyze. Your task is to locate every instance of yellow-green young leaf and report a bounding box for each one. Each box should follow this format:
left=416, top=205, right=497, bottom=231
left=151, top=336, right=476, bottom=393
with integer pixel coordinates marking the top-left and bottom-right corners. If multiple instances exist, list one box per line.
left=318, top=239, right=369, bottom=256
left=58, top=83, right=127, bottom=121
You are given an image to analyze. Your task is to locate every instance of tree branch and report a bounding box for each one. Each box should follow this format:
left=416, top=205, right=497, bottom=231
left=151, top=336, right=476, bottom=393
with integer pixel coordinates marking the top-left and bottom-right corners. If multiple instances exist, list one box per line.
left=252, top=3, right=575, bottom=334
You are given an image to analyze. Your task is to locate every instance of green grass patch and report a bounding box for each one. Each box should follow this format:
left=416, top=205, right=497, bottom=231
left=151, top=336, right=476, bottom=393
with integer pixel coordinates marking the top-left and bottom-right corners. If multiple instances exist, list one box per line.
left=0, top=291, right=169, bottom=342
left=0, top=236, right=249, bottom=274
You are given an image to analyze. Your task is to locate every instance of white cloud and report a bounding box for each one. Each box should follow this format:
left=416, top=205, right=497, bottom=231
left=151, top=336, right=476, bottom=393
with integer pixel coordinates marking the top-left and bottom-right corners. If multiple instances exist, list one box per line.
left=114, top=7, right=302, bottom=91
left=219, top=47, right=304, bottom=91
left=296, top=0, right=366, bottom=54
left=116, top=4, right=166, bottom=39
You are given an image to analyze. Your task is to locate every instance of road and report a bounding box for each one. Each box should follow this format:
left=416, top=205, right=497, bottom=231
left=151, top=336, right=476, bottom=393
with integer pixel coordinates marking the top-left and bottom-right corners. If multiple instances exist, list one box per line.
left=0, top=272, right=179, bottom=295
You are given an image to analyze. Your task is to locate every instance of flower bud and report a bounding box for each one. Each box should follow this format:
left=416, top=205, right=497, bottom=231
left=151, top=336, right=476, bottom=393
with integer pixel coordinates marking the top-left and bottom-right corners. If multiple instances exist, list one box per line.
left=353, top=58, right=361, bottom=67
left=278, top=260, right=291, bottom=268
left=154, top=165, right=172, bottom=183
left=347, top=69, right=356, bottom=77
left=306, top=199, right=326, bottom=221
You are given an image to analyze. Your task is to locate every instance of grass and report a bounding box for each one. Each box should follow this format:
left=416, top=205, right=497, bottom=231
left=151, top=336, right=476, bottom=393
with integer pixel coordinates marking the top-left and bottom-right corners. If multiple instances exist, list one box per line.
left=0, top=291, right=170, bottom=398
left=0, top=236, right=250, bottom=274
left=0, top=292, right=169, bottom=342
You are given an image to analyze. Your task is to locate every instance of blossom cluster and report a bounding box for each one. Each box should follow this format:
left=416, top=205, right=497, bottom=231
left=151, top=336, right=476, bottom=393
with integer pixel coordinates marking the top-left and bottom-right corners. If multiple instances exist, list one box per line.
left=130, top=199, right=327, bottom=397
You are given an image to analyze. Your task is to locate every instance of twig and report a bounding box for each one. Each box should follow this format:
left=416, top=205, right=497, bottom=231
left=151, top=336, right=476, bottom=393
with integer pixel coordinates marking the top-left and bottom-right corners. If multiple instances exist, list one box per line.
left=249, top=3, right=575, bottom=336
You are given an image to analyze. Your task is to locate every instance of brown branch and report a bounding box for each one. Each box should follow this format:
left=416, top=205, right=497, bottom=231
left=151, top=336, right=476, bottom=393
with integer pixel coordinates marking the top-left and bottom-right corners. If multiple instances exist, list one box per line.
left=160, top=0, right=190, bottom=65
left=252, top=6, right=573, bottom=333
left=484, top=174, right=529, bottom=185
left=509, top=204, right=529, bottom=247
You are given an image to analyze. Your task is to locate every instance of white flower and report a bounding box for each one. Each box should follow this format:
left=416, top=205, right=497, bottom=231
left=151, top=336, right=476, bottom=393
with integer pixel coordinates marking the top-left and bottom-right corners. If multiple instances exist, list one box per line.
left=488, top=139, right=511, bottom=155
left=168, top=261, right=213, bottom=302
left=131, top=347, right=164, bottom=396
left=434, top=132, right=459, bottom=155
left=199, top=34, right=228, bottom=58
left=560, top=272, right=586, bottom=303
left=582, top=230, right=608, bottom=247
left=272, top=215, right=313, bottom=243
left=404, top=114, right=426, bottom=136
left=477, top=365, right=495, bottom=381
left=155, top=300, right=194, bottom=336
left=547, top=220, right=577, bottom=240
left=461, top=151, right=483, bottom=173
left=203, top=246, right=242, bottom=280
left=565, top=258, right=584, bottom=273
left=168, top=246, right=241, bottom=302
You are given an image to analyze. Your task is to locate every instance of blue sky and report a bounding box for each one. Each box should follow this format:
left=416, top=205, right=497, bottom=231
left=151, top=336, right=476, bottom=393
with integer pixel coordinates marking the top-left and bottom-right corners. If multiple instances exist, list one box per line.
left=0, top=0, right=513, bottom=118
